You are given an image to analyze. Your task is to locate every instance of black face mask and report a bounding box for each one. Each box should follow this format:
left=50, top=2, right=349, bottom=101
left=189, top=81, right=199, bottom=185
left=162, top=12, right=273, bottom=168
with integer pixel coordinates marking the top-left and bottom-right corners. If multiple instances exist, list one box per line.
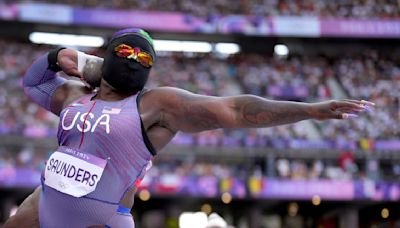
left=102, top=33, right=156, bottom=93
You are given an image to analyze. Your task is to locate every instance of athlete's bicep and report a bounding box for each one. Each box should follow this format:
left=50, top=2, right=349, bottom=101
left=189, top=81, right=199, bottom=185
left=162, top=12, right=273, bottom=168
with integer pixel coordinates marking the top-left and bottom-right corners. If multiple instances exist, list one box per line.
left=154, top=87, right=237, bottom=133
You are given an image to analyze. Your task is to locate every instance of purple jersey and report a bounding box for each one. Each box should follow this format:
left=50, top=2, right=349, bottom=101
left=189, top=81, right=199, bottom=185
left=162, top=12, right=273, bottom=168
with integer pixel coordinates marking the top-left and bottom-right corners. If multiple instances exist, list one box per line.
left=23, top=52, right=153, bottom=227
left=56, top=92, right=154, bottom=202
left=39, top=92, right=154, bottom=227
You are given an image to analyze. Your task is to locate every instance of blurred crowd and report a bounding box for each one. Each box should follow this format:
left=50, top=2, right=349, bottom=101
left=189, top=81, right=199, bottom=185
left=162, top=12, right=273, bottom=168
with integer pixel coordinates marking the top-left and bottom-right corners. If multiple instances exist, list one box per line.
left=10, top=0, right=400, bottom=18
left=317, top=50, right=400, bottom=141
left=0, top=40, right=59, bottom=136
left=1, top=146, right=399, bottom=183
left=148, top=154, right=399, bottom=182
left=0, top=146, right=47, bottom=172
left=0, top=40, right=399, bottom=150
left=231, top=52, right=399, bottom=142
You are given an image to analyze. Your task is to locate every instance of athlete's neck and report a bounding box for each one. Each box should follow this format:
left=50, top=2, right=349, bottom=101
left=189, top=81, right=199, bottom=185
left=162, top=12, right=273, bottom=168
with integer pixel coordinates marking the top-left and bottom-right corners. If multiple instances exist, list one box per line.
left=93, top=79, right=137, bottom=101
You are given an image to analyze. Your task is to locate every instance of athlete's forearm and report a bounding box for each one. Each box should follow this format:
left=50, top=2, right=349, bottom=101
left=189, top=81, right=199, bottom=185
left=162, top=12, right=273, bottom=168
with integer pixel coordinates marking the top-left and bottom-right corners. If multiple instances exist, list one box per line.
left=23, top=53, right=66, bottom=111
left=232, top=95, right=312, bottom=128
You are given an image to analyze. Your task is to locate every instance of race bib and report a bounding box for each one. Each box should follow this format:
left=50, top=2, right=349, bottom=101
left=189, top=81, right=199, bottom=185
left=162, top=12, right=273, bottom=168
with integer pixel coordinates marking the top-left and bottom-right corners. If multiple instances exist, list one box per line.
left=44, top=147, right=107, bottom=197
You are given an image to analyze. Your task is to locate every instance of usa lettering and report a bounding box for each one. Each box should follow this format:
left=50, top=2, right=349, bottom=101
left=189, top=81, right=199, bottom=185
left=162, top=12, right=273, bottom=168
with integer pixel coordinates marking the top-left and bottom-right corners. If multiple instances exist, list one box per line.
left=62, top=109, right=110, bottom=134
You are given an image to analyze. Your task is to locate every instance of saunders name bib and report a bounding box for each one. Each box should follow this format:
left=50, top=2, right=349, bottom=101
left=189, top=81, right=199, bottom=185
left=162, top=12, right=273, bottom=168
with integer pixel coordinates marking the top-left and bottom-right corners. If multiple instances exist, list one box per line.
left=44, top=147, right=107, bottom=197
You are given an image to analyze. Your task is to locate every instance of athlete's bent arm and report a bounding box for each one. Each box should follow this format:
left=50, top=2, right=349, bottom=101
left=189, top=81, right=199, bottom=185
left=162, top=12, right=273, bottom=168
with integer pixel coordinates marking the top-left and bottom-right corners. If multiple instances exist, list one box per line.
left=8, top=49, right=90, bottom=228
left=23, top=50, right=67, bottom=113
left=148, top=87, right=371, bottom=133
left=23, top=48, right=91, bottom=116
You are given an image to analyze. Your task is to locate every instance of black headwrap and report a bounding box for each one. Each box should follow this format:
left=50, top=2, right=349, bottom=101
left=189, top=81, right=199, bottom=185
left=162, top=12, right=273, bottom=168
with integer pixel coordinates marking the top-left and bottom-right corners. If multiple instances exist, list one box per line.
left=102, top=28, right=156, bottom=93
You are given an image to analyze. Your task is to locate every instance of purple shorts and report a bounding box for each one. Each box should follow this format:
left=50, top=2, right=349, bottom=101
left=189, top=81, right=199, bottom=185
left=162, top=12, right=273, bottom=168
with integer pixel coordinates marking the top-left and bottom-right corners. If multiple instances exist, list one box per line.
left=39, top=184, right=135, bottom=228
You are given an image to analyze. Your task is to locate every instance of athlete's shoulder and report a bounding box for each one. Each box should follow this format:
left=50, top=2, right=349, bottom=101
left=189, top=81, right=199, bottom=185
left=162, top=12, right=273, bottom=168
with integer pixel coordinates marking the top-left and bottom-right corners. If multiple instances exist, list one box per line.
left=139, top=87, right=173, bottom=100
left=142, top=86, right=188, bottom=94
left=141, top=86, right=195, bottom=100
left=51, top=80, right=93, bottom=115
left=138, top=87, right=192, bottom=116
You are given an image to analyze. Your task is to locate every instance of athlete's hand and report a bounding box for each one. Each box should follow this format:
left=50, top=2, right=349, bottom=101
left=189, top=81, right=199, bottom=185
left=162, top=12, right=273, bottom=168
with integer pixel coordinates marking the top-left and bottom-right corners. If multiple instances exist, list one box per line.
left=310, top=99, right=374, bottom=120
left=57, top=49, right=84, bottom=79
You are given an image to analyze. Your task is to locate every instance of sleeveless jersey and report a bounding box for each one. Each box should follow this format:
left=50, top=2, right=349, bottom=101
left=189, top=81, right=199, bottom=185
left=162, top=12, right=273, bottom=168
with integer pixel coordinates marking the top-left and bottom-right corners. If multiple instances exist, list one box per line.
left=54, top=92, right=154, bottom=203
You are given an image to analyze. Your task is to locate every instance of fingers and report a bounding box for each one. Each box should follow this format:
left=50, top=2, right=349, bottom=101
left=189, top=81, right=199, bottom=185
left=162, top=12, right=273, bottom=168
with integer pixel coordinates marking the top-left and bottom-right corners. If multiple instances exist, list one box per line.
left=341, top=113, right=358, bottom=119
left=340, top=99, right=375, bottom=106
left=335, top=107, right=371, bottom=114
left=360, top=100, right=376, bottom=106
left=333, top=99, right=375, bottom=120
left=341, top=99, right=362, bottom=104
left=333, top=112, right=358, bottom=120
left=58, top=50, right=83, bottom=78
left=62, top=61, right=83, bottom=79
left=334, top=100, right=375, bottom=111
left=70, top=68, right=84, bottom=79
left=333, top=101, right=364, bottom=111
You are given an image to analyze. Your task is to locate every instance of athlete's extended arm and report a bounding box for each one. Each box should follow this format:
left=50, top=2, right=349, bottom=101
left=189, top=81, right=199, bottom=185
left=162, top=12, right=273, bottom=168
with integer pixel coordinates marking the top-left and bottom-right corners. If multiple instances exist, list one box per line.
left=23, top=48, right=91, bottom=116
left=149, top=87, right=372, bottom=133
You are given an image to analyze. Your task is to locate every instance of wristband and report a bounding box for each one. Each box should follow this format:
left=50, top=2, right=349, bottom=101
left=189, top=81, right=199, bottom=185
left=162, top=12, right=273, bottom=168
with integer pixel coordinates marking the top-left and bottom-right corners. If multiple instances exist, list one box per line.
left=77, top=51, right=88, bottom=73
left=47, top=47, right=66, bottom=72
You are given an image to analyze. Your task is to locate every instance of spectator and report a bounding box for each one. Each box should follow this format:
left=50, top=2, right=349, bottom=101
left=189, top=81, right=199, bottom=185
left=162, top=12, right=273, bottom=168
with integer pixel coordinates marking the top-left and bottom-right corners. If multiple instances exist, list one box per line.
left=11, top=0, right=400, bottom=18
